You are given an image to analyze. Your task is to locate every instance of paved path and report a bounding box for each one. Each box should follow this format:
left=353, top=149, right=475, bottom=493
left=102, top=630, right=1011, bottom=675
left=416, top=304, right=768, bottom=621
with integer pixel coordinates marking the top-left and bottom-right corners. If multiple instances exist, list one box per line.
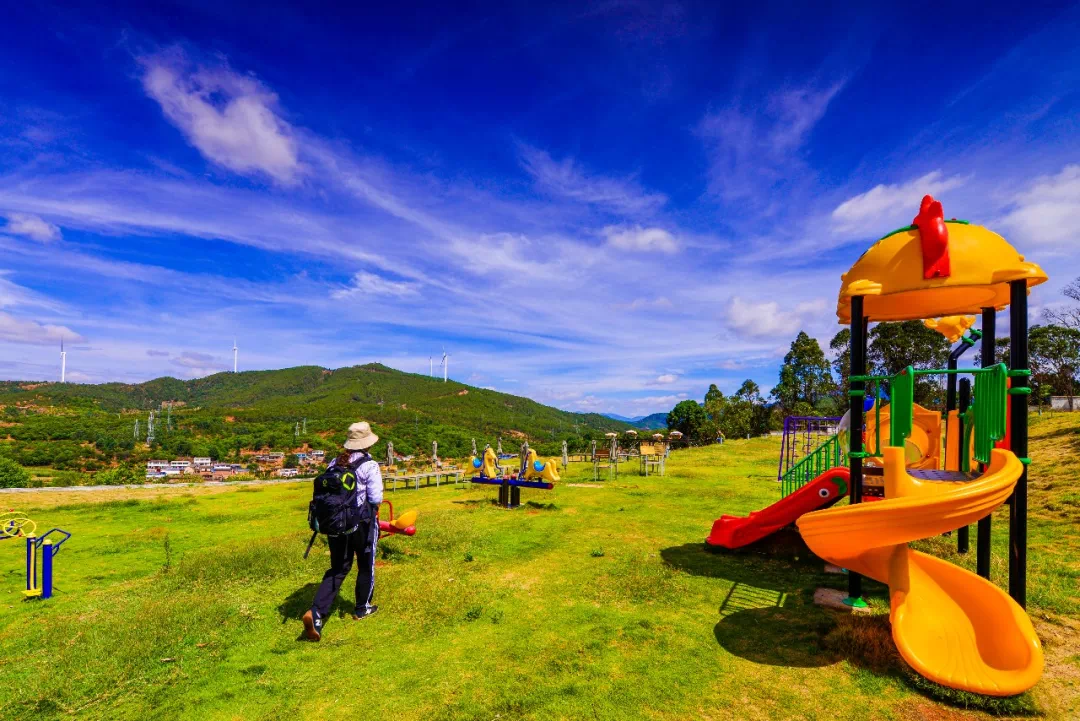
left=0, top=477, right=315, bottom=494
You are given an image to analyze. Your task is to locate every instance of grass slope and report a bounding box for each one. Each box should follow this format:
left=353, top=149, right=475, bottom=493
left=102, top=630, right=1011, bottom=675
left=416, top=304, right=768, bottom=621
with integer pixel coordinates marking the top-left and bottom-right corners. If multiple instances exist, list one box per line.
left=0, top=415, right=1077, bottom=720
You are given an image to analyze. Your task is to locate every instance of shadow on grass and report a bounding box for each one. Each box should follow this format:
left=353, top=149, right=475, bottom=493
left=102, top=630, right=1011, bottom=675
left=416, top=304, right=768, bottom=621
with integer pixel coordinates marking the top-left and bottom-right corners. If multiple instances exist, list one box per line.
left=662, top=541, right=838, bottom=668
left=277, top=582, right=356, bottom=625
left=662, top=542, right=1042, bottom=715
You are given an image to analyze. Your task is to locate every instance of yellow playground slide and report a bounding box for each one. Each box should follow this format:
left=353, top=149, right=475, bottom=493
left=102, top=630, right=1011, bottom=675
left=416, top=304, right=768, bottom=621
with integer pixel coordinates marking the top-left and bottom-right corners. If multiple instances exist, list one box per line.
left=797, top=446, right=1043, bottom=696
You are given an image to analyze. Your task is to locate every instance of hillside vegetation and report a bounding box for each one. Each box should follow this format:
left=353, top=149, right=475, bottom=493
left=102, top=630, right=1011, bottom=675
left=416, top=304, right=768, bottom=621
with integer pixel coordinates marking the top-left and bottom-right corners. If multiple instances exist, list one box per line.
left=0, top=364, right=631, bottom=475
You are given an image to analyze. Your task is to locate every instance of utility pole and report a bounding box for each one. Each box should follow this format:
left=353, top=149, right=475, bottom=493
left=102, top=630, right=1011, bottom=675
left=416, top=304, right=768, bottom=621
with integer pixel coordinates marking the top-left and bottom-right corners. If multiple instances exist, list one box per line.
left=147, top=411, right=155, bottom=445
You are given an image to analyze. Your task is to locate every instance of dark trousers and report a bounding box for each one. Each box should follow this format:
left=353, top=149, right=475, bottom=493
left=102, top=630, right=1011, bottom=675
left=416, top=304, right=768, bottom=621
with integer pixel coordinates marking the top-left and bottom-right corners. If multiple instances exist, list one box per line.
left=310, top=518, right=379, bottom=622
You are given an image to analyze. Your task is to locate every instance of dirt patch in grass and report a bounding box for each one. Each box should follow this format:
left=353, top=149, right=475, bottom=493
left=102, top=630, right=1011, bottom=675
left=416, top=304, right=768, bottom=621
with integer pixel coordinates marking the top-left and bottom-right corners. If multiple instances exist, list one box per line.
left=1030, top=614, right=1080, bottom=719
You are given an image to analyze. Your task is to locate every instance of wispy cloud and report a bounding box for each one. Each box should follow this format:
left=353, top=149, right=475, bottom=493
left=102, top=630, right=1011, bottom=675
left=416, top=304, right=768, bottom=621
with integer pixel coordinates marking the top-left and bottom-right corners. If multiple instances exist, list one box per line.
left=831, top=171, right=968, bottom=237
left=518, top=144, right=666, bottom=216
left=171, top=350, right=228, bottom=377
left=726, top=296, right=828, bottom=340
left=2, top=212, right=61, bottom=242
left=998, top=164, right=1080, bottom=249
left=698, top=80, right=845, bottom=204
left=602, top=225, right=677, bottom=253
left=333, top=271, right=420, bottom=299
left=139, top=48, right=302, bottom=185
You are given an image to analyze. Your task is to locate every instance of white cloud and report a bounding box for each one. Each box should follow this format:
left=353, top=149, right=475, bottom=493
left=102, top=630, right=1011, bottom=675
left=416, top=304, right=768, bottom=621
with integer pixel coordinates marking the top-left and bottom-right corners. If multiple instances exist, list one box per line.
left=3, top=213, right=61, bottom=242
left=998, top=164, right=1080, bottom=248
left=139, top=49, right=301, bottom=185
left=146, top=349, right=171, bottom=357
left=332, top=271, right=419, bottom=299
left=519, top=144, right=666, bottom=216
left=831, top=171, right=968, bottom=236
left=170, top=351, right=228, bottom=378
left=655, top=373, right=679, bottom=384
left=0, top=311, right=84, bottom=345
left=602, top=225, right=677, bottom=253
left=794, top=298, right=829, bottom=315
left=726, top=296, right=802, bottom=338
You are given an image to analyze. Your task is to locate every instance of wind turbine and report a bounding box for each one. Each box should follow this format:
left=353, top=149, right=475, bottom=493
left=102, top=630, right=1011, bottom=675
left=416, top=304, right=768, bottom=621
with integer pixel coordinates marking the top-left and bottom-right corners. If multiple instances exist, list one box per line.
left=233, top=338, right=238, bottom=373
left=441, top=350, right=448, bottom=383
left=429, top=356, right=433, bottom=378
left=59, top=337, right=66, bottom=384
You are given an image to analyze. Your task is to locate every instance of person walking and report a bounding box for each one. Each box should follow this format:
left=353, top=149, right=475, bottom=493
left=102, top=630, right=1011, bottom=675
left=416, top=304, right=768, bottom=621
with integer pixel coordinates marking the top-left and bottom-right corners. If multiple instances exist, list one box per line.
left=302, top=421, right=384, bottom=641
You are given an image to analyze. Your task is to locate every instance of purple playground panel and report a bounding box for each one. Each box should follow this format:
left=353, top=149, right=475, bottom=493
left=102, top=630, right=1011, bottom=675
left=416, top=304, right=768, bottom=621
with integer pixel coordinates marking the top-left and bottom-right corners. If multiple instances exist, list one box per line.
left=777, top=416, right=842, bottom=483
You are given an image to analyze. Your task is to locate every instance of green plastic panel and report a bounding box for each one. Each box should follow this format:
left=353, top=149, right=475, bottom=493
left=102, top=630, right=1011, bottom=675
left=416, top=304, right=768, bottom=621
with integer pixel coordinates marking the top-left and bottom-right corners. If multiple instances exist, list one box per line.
left=890, top=367, right=915, bottom=447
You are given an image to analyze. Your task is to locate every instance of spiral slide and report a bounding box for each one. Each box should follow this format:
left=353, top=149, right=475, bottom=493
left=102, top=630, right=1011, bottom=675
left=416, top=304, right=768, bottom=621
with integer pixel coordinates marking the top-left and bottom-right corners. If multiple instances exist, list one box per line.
left=797, top=447, right=1043, bottom=696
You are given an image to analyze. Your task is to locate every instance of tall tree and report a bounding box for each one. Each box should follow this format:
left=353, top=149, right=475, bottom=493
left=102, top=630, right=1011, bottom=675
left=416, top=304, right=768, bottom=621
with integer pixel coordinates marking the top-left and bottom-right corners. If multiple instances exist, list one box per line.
left=1043, top=276, right=1080, bottom=330
left=703, top=383, right=726, bottom=425
left=772, top=331, right=835, bottom=412
left=667, top=399, right=708, bottom=442
left=704, top=383, right=724, bottom=408
left=1030, top=325, right=1080, bottom=405
left=829, top=328, right=851, bottom=398
left=719, top=380, right=771, bottom=438
left=868, top=321, right=951, bottom=405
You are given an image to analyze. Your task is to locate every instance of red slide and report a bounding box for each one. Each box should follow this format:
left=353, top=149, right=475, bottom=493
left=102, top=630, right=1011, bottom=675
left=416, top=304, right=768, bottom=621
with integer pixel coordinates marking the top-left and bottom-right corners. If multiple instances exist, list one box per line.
left=706, top=468, right=850, bottom=549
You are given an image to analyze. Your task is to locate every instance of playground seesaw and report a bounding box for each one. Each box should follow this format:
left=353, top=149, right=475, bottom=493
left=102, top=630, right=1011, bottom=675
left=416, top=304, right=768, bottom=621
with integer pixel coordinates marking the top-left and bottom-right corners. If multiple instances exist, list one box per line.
left=378, top=500, right=417, bottom=537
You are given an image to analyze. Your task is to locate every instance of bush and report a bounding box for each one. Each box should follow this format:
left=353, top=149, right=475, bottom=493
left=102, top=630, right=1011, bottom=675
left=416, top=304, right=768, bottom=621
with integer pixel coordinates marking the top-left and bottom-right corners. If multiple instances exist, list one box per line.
left=0, top=457, right=32, bottom=488
left=94, top=463, right=142, bottom=486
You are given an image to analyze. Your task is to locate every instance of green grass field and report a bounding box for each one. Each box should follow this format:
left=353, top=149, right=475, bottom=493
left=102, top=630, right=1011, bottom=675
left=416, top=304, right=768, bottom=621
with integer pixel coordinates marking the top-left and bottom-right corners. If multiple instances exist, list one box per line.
left=1, top=416, right=1078, bottom=720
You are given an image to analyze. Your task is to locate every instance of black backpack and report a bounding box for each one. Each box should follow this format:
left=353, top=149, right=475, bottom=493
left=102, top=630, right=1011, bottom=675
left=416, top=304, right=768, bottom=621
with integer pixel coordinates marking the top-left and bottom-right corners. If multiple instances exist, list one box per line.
left=307, top=457, right=365, bottom=536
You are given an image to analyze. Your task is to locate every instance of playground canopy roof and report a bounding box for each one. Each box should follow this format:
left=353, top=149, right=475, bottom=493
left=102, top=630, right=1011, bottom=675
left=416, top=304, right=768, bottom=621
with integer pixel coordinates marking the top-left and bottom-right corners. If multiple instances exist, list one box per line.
left=837, top=221, right=1047, bottom=324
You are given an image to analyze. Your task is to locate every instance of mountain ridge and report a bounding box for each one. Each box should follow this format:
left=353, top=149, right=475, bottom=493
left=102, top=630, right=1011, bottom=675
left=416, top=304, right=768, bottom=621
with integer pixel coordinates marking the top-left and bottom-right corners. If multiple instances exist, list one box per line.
left=0, top=363, right=636, bottom=470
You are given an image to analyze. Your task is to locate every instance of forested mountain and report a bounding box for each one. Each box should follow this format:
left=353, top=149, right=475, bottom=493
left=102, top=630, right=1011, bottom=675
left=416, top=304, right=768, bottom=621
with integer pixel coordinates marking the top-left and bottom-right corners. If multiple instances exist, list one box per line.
left=0, top=364, right=631, bottom=472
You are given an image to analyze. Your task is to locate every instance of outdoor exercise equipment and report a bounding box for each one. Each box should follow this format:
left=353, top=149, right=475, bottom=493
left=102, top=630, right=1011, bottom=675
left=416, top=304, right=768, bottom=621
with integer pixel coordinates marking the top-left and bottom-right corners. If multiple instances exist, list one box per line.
left=707, top=195, right=1046, bottom=696
left=3, top=512, right=72, bottom=600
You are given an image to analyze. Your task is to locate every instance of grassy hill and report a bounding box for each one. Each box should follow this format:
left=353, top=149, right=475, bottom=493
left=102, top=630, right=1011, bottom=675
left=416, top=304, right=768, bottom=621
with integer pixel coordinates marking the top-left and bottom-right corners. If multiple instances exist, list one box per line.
left=0, top=364, right=631, bottom=475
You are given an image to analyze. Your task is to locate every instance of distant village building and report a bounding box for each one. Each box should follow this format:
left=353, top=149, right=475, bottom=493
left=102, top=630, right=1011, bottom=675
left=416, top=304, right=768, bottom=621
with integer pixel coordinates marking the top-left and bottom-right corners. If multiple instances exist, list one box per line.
left=1051, top=396, right=1077, bottom=411
left=276, top=468, right=299, bottom=478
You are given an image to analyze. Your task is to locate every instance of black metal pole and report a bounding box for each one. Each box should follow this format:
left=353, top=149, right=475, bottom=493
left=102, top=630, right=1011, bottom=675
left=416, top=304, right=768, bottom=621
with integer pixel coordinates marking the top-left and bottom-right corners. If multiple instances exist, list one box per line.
left=957, top=378, right=971, bottom=554
left=1009, top=280, right=1029, bottom=607
left=976, top=308, right=995, bottom=580
left=848, top=296, right=866, bottom=604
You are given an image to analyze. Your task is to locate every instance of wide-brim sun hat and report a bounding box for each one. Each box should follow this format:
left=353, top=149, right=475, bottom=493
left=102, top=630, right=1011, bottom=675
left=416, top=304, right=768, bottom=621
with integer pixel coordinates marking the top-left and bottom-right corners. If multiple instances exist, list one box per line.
left=344, top=421, right=379, bottom=450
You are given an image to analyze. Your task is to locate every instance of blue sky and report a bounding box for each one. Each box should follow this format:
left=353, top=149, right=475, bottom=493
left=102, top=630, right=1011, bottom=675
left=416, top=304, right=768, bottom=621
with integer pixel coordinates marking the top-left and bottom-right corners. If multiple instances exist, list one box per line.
left=1, top=1, right=1079, bottom=416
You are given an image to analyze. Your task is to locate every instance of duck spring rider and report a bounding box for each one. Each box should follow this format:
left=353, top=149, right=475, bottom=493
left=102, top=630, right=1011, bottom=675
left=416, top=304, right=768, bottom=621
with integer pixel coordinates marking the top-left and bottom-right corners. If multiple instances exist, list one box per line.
left=468, top=443, right=559, bottom=508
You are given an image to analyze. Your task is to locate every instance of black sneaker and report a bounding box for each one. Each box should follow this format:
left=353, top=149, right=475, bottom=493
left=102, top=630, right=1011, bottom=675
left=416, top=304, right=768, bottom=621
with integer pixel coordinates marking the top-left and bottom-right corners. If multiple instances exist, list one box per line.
left=352, top=605, right=379, bottom=620
left=302, top=610, right=322, bottom=641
